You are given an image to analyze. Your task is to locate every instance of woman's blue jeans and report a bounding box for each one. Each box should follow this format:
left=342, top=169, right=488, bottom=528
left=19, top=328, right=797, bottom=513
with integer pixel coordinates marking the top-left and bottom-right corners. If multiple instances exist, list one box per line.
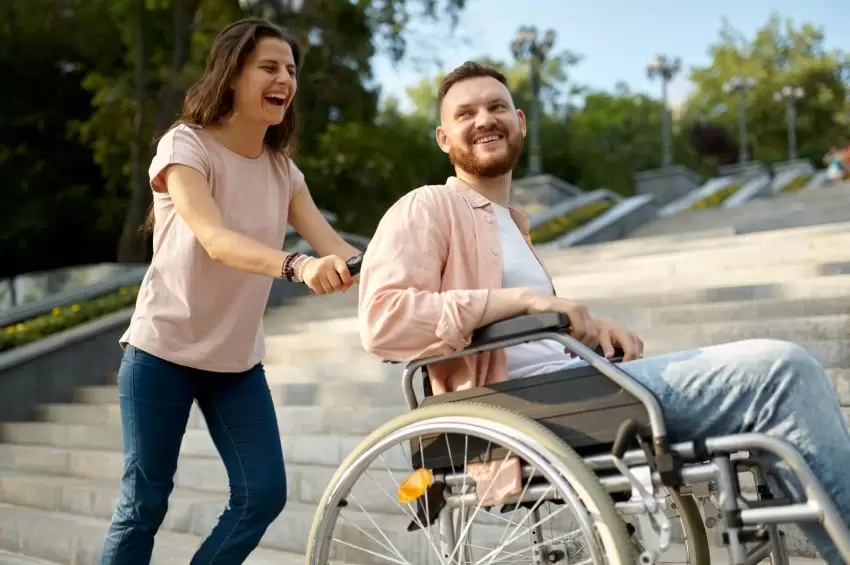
left=99, top=345, right=286, bottom=564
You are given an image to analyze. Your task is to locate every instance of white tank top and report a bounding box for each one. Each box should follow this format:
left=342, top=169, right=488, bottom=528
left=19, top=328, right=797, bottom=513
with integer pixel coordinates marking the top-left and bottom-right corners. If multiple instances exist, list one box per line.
left=491, top=203, right=581, bottom=379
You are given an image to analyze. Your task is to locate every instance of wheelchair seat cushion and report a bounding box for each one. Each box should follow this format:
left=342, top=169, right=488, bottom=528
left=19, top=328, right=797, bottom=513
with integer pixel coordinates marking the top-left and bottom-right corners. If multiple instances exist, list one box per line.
left=413, top=364, right=652, bottom=470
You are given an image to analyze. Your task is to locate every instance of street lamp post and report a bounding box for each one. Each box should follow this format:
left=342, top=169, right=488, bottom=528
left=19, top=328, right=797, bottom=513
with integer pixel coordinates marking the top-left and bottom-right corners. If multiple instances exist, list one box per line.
left=773, top=85, right=804, bottom=161
left=646, top=54, right=682, bottom=168
left=723, top=75, right=757, bottom=164
left=511, top=26, right=556, bottom=177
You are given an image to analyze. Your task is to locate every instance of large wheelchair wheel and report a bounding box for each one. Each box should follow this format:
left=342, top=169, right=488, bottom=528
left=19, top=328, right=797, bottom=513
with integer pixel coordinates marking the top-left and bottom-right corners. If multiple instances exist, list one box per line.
left=666, top=490, right=711, bottom=564
left=306, top=402, right=634, bottom=564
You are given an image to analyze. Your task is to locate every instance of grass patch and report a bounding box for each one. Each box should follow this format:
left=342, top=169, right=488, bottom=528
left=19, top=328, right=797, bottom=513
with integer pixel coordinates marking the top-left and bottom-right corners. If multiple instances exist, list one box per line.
left=0, top=284, right=140, bottom=353
left=690, top=183, right=742, bottom=210
left=530, top=199, right=614, bottom=244
left=779, top=174, right=812, bottom=194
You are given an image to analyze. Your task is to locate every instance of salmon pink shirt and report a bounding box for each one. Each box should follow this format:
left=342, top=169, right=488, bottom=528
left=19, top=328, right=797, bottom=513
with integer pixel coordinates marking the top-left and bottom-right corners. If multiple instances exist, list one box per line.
left=120, top=124, right=303, bottom=373
left=358, top=177, right=552, bottom=394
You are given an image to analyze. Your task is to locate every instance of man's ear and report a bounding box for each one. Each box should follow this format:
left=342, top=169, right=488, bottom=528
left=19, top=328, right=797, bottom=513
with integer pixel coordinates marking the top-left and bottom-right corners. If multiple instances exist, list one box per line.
left=435, top=126, right=451, bottom=155
left=516, top=109, right=528, bottom=138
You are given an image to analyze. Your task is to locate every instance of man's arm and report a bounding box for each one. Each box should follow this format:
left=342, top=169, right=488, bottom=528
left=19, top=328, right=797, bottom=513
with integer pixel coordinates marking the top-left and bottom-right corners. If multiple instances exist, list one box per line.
left=358, top=191, right=541, bottom=362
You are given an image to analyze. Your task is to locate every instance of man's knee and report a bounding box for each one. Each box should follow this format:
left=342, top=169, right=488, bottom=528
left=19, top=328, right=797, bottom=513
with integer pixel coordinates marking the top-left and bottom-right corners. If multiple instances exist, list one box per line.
left=737, top=338, right=826, bottom=386
left=752, top=338, right=821, bottom=369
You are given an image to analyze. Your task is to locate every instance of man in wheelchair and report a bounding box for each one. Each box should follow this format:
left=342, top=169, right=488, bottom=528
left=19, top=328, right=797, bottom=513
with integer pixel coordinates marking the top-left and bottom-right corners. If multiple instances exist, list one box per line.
left=356, top=61, right=850, bottom=563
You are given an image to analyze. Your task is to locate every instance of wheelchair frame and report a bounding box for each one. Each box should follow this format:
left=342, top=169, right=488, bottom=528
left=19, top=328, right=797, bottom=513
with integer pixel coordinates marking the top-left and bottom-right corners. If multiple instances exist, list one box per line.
left=395, top=312, right=850, bottom=564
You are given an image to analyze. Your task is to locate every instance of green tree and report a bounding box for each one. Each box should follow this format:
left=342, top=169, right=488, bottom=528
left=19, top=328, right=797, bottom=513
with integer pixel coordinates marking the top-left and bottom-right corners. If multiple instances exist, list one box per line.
left=75, top=0, right=470, bottom=262
left=564, top=83, right=670, bottom=195
left=0, top=0, right=127, bottom=278
left=683, top=13, right=850, bottom=166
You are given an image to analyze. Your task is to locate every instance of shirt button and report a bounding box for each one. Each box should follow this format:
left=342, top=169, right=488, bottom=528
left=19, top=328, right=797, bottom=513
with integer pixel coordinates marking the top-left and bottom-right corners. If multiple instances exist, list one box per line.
left=491, top=247, right=499, bottom=256
left=485, top=216, right=494, bottom=224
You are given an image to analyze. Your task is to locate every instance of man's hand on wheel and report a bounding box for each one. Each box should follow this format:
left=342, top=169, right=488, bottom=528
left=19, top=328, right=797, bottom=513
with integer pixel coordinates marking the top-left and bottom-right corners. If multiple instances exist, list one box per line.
left=597, top=316, right=644, bottom=361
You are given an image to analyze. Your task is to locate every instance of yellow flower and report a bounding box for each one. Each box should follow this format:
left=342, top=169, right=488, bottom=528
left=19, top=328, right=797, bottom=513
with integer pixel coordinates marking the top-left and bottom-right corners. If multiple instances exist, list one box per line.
left=71, top=304, right=81, bottom=313
left=52, top=307, right=61, bottom=317
left=15, top=323, right=25, bottom=332
left=5, top=326, right=14, bottom=335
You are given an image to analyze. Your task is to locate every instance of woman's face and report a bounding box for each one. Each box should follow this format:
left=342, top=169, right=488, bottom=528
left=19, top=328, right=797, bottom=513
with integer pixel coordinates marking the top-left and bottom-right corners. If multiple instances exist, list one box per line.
left=231, top=37, right=297, bottom=126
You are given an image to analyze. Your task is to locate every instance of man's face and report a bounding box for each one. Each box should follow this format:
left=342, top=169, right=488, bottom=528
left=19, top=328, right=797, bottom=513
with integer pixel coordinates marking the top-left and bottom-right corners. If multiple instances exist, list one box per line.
left=436, top=76, right=527, bottom=178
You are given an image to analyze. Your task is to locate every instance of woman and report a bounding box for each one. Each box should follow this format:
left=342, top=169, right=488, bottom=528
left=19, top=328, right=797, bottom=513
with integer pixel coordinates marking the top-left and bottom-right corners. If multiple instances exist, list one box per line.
left=99, top=18, right=361, bottom=564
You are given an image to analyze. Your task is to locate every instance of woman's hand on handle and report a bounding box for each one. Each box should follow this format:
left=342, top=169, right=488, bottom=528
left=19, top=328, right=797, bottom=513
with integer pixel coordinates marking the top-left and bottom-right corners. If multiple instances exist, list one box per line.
left=301, top=255, right=354, bottom=295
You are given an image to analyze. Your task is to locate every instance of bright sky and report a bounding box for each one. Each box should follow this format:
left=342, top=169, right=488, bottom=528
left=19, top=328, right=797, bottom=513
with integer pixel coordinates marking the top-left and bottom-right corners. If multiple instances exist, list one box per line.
left=371, top=0, right=850, bottom=112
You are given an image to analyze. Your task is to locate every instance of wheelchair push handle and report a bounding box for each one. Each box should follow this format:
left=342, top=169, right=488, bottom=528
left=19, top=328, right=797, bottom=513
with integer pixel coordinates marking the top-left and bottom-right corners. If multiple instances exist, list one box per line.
left=289, top=252, right=364, bottom=284
left=345, top=253, right=364, bottom=277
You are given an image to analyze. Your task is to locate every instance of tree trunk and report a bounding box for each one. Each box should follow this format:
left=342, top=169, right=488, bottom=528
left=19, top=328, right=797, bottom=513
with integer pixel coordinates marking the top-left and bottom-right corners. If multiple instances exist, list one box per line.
left=153, top=0, right=199, bottom=133
left=116, top=0, right=200, bottom=263
left=116, top=0, right=150, bottom=264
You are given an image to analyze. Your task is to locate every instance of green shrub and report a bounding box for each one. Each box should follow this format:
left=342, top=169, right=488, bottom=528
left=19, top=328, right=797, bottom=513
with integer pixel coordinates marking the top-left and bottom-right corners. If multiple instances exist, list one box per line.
left=0, top=285, right=140, bottom=353
left=690, top=183, right=742, bottom=210
left=780, top=174, right=812, bottom=194
left=530, top=199, right=614, bottom=244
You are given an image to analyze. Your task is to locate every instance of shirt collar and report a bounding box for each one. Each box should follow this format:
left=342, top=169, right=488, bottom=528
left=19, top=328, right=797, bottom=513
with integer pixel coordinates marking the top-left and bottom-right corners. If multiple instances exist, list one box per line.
left=446, top=176, right=531, bottom=235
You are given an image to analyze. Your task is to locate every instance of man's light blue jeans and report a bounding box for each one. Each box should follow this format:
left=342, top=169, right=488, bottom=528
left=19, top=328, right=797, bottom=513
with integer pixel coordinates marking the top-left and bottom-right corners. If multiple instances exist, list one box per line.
left=606, top=338, right=849, bottom=564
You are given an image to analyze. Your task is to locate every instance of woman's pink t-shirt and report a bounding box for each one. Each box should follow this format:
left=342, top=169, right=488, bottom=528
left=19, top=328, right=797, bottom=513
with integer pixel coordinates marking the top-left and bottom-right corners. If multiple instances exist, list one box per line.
left=120, top=123, right=303, bottom=373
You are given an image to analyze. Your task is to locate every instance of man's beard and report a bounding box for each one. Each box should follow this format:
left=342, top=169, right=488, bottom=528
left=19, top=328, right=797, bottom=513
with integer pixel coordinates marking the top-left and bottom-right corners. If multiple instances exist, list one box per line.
left=448, top=129, right=524, bottom=178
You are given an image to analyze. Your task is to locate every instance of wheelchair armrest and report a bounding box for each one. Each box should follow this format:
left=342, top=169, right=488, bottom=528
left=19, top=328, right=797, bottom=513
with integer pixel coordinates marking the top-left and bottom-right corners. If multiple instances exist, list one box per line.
left=469, top=312, right=570, bottom=348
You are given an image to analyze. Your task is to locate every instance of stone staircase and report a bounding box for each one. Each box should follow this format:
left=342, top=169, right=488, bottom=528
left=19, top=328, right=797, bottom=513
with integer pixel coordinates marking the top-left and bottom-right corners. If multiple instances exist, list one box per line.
left=1, top=186, right=849, bottom=564
left=628, top=181, right=850, bottom=238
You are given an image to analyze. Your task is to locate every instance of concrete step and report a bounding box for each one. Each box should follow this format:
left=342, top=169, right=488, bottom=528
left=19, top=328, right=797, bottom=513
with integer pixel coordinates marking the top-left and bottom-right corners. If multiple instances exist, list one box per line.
left=34, top=403, right=406, bottom=435
left=638, top=313, right=850, bottom=349
left=64, top=339, right=850, bottom=414
left=548, top=257, right=850, bottom=290
left=265, top=306, right=850, bottom=348
left=0, top=550, right=61, bottom=565
left=266, top=274, right=850, bottom=340
left=648, top=339, right=850, bottom=369
left=560, top=274, right=850, bottom=305
left=0, top=471, right=829, bottom=564
left=543, top=231, right=850, bottom=276
left=72, top=377, right=408, bottom=408
left=98, top=355, right=396, bottom=386
left=0, top=503, right=299, bottom=565
left=616, top=295, right=850, bottom=329
left=551, top=263, right=850, bottom=297
left=23, top=369, right=850, bottom=436
left=0, top=472, right=342, bottom=558
left=267, top=309, right=850, bottom=371
left=556, top=218, right=850, bottom=263
left=260, top=295, right=850, bottom=348
left=0, top=423, right=366, bottom=466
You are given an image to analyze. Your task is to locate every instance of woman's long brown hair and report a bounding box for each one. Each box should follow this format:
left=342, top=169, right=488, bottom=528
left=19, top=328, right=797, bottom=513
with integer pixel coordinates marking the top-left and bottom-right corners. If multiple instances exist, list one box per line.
left=141, top=18, right=302, bottom=232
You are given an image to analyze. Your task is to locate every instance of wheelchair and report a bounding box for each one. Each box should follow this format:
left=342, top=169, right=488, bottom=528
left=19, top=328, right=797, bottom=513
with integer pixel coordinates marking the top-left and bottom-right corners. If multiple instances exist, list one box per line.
left=303, top=258, right=850, bottom=564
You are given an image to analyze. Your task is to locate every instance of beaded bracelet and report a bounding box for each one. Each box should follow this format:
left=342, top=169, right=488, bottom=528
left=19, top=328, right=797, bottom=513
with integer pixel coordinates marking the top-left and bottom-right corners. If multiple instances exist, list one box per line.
left=281, top=252, right=303, bottom=282
left=292, top=255, right=312, bottom=283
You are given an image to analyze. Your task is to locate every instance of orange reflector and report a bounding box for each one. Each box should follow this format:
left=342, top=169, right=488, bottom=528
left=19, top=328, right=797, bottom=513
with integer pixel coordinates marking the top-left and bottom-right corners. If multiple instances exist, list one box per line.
left=397, top=468, right=433, bottom=503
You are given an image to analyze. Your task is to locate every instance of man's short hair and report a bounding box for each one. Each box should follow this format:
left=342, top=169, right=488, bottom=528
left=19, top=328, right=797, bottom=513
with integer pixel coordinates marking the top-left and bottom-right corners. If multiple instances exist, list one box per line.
left=437, top=61, right=509, bottom=108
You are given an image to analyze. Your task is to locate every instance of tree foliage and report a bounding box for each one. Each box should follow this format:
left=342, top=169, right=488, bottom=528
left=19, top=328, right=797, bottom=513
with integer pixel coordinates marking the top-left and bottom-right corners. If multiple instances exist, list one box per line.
left=683, top=14, right=850, bottom=166
left=1, top=7, right=848, bottom=279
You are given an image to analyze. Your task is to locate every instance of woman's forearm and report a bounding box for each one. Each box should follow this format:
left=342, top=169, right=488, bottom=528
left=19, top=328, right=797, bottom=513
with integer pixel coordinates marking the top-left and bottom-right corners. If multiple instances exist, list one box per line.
left=205, top=228, right=289, bottom=278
